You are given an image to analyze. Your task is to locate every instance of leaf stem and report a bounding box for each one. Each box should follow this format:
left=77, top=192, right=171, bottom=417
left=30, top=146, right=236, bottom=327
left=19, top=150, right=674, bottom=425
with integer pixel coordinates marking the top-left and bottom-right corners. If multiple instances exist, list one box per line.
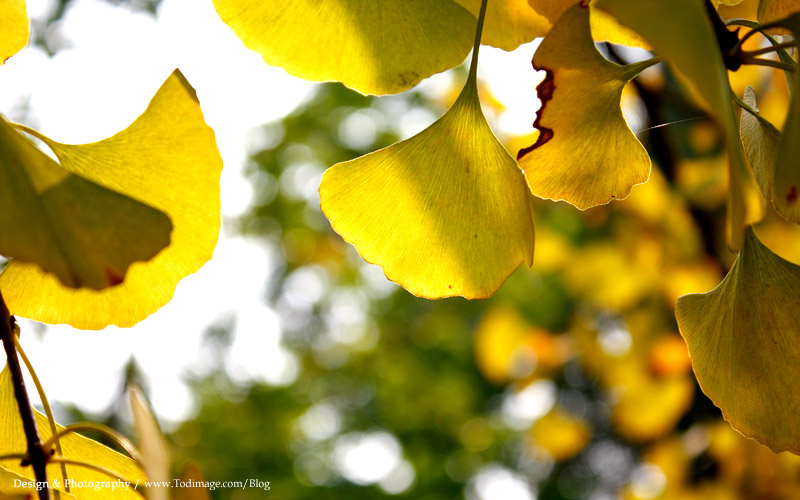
left=467, top=0, right=489, bottom=83
left=13, top=337, right=70, bottom=491
left=0, top=292, right=50, bottom=500
left=742, top=40, right=798, bottom=57
left=42, top=424, right=143, bottom=464
left=740, top=56, right=796, bottom=71
left=0, top=453, right=29, bottom=462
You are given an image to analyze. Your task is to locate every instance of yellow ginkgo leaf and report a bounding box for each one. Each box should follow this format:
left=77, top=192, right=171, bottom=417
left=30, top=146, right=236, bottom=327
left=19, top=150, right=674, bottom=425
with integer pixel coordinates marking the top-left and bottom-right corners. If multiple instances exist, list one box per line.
left=517, top=2, right=651, bottom=210
left=530, top=409, right=591, bottom=461
left=0, top=116, right=172, bottom=290
left=0, top=366, right=146, bottom=500
left=0, top=465, right=77, bottom=499
left=0, top=70, right=222, bottom=329
left=595, top=0, right=765, bottom=250
left=0, top=0, right=28, bottom=65
left=211, top=0, right=475, bottom=96
left=320, top=2, right=534, bottom=299
left=613, top=376, right=695, bottom=442
left=739, top=87, right=781, bottom=211
left=453, top=0, right=550, bottom=51
left=130, top=386, right=170, bottom=500
left=527, top=0, right=649, bottom=48
left=676, top=227, right=800, bottom=454
left=759, top=0, right=800, bottom=35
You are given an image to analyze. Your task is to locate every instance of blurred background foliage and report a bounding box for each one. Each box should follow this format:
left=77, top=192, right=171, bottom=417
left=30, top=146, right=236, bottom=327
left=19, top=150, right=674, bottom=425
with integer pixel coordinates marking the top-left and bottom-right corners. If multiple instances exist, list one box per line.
left=35, top=0, right=800, bottom=499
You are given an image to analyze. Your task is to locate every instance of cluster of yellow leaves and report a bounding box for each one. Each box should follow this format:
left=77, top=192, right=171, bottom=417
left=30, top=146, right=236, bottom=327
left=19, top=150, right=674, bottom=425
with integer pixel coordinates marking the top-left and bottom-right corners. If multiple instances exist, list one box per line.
left=0, top=5, right=222, bottom=329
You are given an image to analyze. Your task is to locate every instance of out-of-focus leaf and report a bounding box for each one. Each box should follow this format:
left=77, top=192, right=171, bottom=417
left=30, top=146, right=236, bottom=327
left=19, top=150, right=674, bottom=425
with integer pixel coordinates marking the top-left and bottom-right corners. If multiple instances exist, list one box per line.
left=0, top=366, right=145, bottom=500
left=211, top=0, right=475, bottom=96
left=739, top=87, right=781, bottom=211
left=676, top=227, right=800, bottom=454
left=0, top=70, right=222, bottom=329
left=130, top=386, right=170, bottom=500
left=530, top=409, right=591, bottom=461
left=319, top=75, right=534, bottom=299
left=0, top=0, right=28, bottom=64
left=517, top=3, right=651, bottom=209
left=0, top=117, right=172, bottom=290
left=758, top=0, right=800, bottom=35
left=613, top=376, right=695, bottom=442
left=173, top=463, right=210, bottom=500
left=595, top=0, right=765, bottom=250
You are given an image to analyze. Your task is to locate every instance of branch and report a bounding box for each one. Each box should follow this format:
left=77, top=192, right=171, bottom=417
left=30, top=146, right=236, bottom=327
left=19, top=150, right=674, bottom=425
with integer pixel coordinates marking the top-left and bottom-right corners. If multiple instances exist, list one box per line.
left=0, top=291, right=50, bottom=500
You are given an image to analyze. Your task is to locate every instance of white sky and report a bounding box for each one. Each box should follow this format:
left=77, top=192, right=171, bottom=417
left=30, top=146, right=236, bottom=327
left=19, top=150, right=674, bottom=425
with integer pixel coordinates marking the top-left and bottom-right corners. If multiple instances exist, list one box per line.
left=1, top=0, right=544, bottom=424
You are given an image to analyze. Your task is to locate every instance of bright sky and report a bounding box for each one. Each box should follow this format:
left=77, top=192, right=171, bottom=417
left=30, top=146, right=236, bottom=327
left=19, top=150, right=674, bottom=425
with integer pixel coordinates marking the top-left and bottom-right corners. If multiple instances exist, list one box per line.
left=0, top=0, right=544, bottom=431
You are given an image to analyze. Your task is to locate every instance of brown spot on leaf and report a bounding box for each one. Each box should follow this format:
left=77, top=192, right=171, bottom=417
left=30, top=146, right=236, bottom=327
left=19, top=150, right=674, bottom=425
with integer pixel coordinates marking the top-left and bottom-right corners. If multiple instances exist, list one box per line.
left=517, top=68, right=555, bottom=160
left=105, top=268, right=125, bottom=286
left=788, top=185, right=797, bottom=205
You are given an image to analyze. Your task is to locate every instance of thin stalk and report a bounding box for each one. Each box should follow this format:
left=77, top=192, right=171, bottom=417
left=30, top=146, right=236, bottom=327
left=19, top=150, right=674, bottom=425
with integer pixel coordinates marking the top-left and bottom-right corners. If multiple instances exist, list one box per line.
left=467, top=0, right=489, bottom=83
left=0, top=453, right=29, bottom=462
left=42, top=424, right=142, bottom=464
left=0, top=292, right=50, bottom=500
left=740, top=56, right=796, bottom=71
left=742, top=40, right=798, bottom=57
left=14, top=337, right=70, bottom=491
left=622, top=56, right=662, bottom=81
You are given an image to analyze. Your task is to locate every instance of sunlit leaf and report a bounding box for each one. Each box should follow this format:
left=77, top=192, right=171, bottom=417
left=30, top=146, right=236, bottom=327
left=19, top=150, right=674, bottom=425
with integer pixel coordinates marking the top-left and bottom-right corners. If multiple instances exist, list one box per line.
left=0, top=0, right=28, bottom=64
left=130, top=386, right=170, bottom=500
left=517, top=2, right=651, bottom=210
left=0, top=366, right=145, bottom=500
left=320, top=69, right=534, bottom=299
left=595, top=0, right=765, bottom=249
left=0, top=70, right=222, bottom=329
left=528, top=0, right=649, bottom=47
left=453, top=0, right=549, bottom=51
left=0, top=117, right=172, bottom=290
left=676, top=227, right=800, bottom=454
left=739, top=87, right=781, bottom=211
left=759, top=0, right=800, bottom=35
left=211, top=0, right=475, bottom=96
left=0, top=465, right=78, bottom=499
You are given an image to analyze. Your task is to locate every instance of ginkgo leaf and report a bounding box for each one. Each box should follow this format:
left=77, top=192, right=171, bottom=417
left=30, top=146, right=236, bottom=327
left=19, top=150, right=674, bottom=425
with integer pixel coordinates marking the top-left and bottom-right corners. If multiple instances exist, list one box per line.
left=320, top=74, right=534, bottom=298
left=0, top=0, right=28, bottom=64
left=0, top=465, right=77, bottom=499
left=517, top=2, right=651, bottom=210
left=0, top=366, right=146, bottom=500
left=453, top=0, right=550, bottom=51
left=676, top=228, right=800, bottom=454
left=320, top=2, right=534, bottom=301
left=739, top=87, right=780, bottom=208
left=528, top=0, right=649, bottom=48
left=0, top=70, right=222, bottom=329
left=0, top=117, right=173, bottom=290
left=130, top=386, right=170, bottom=500
left=759, top=0, right=800, bottom=35
left=595, top=0, right=765, bottom=250
left=211, top=0, right=476, bottom=96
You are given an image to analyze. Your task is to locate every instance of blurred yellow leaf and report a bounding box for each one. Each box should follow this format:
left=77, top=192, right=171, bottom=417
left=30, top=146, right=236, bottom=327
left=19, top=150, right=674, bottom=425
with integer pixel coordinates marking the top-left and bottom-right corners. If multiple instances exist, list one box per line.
left=0, top=70, right=222, bottom=329
left=0, top=366, right=145, bottom=500
left=211, top=0, right=475, bottom=96
left=530, top=409, right=591, bottom=461
left=677, top=227, right=800, bottom=453
left=454, top=0, right=549, bottom=51
left=759, top=0, right=800, bottom=35
left=595, top=0, right=764, bottom=249
left=647, top=335, right=692, bottom=378
left=130, top=386, right=170, bottom=500
left=613, top=376, right=695, bottom=442
left=517, top=3, right=651, bottom=210
left=173, top=463, right=210, bottom=500
left=0, top=0, right=28, bottom=64
left=320, top=74, right=534, bottom=299
left=0, top=117, right=172, bottom=290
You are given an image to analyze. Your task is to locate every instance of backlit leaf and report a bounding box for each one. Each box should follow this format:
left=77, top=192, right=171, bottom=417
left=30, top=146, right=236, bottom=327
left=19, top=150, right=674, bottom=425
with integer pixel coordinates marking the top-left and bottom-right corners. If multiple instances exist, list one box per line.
left=517, top=2, right=651, bottom=210
left=453, top=0, right=550, bottom=51
left=739, top=87, right=781, bottom=211
left=758, top=0, right=800, bottom=35
left=0, top=117, right=172, bottom=290
left=130, top=386, right=170, bottom=500
left=319, top=78, right=534, bottom=299
left=595, top=0, right=765, bottom=249
left=0, top=465, right=77, bottom=499
left=0, top=366, right=145, bottom=500
left=0, top=70, right=222, bottom=329
left=211, top=0, right=475, bottom=96
left=0, top=0, right=28, bottom=64
left=676, top=228, right=800, bottom=453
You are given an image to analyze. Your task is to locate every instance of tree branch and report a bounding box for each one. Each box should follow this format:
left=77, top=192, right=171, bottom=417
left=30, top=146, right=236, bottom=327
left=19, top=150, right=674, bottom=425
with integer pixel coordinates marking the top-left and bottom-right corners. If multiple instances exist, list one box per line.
left=0, top=291, right=51, bottom=500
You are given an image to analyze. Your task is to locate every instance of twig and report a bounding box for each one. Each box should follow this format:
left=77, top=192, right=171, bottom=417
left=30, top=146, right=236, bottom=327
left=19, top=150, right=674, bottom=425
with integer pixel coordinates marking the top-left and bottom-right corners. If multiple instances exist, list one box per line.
left=0, top=291, right=50, bottom=500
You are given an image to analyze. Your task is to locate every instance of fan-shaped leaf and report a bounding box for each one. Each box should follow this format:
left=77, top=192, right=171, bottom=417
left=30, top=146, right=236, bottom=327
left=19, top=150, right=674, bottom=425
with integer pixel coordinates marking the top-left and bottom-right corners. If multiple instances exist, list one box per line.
left=676, top=228, right=800, bottom=454
left=739, top=87, right=781, bottom=211
left=320, top=77, right=534, bottom=299
left=517, top=2, right=651, bottom=209
left=211, top=0, right=476, bottom=96
left=0, top=70, right=222, bottom=329
left=0, top=117, right=172, bottom=290
left=454, top=0, right=550, bottom=51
